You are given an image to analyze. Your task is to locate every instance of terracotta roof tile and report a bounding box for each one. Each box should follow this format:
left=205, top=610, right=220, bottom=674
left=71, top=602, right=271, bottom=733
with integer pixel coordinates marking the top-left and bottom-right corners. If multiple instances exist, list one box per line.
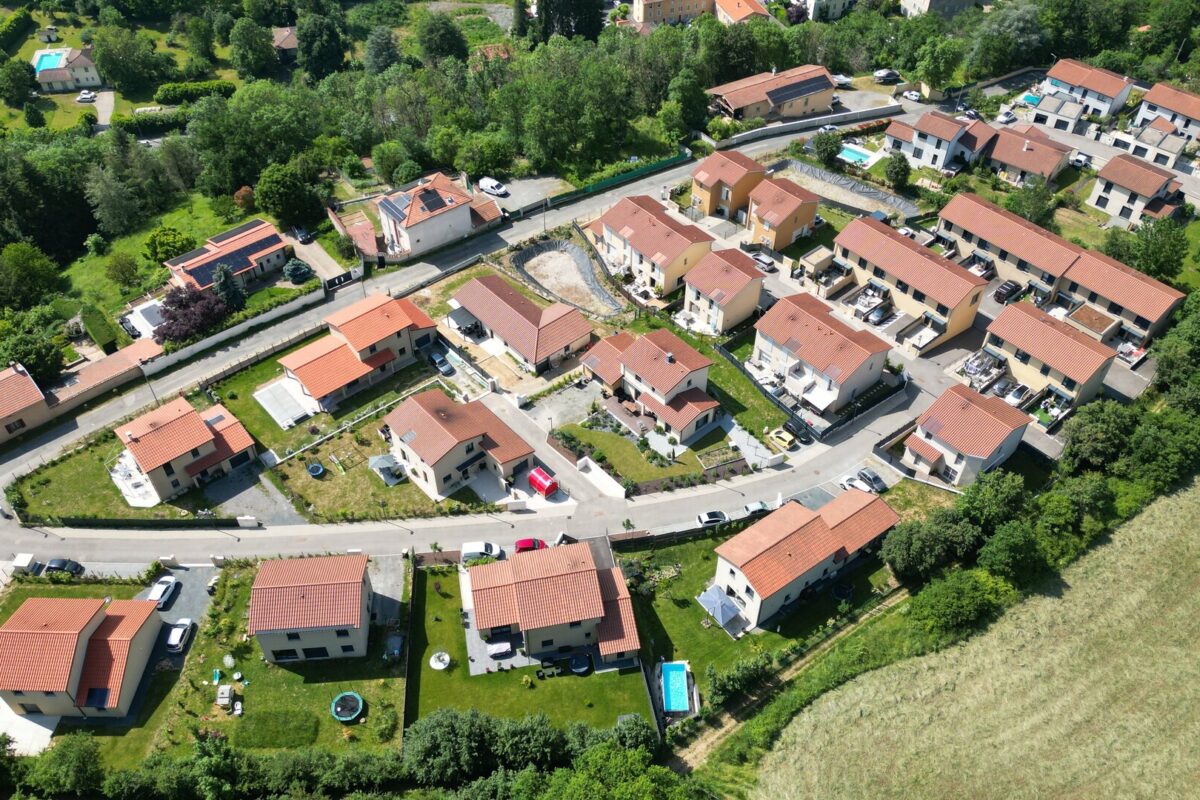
left=916, top=384, right=1029, bottom=459
left=0, top=598, right=105, bottom=692
left=378, top=173, right=472, bottom=229
left=278, top=337, right=375, bottom=401
left=939, top=193, right=1081, bottom=278
left=1047, top=59, right=1133, bottom=99
left=120, top=397, right=215, bottom=473
left=1147, top=114, right=1179, bottom=133
left=755, top=293, right=890, bottom=384
left=469, top=543, right=605, bottom=631
left=638, top=387, right=720, bottom=431
left=708, top=65, right=835, bottom=111
left=596, top=568, right=640, bottom=655
left=684, top=250, right=763, bottom=307
left=383, top=389, right=533, bottom=466
left=164, top=219, right=286, bottom=291
left=715, top=0, right=768, bottom=21
left=248, top=555, right=368, bottom=634
left=596, top=196, right=713, bottom=269
left=1063, top=250, right=1184, bottom=323
left=986, top=127, right=1071, bottom=179
left=903, top=432, right=944, bottom=465
left=453, top=275, right=592, bottom=365
left=749, top=178, right=819, bottom=227
left=1144, top=81, right=1200, bottom=122
left=913, top=111, right=968, bottom=142
left=75, top=600, right=158, bottom=709
left=987, top=303, right=1116, bottom=384
left=0, top=364, right=45, bottom=419
left=325, top=294, right=436, bottom=352
left=618, top=328, right=711, bottom=396
left=1097, top=154, right=1175, bottom=196
left=886, top=119, right=916, bottom=144
left=691, top=151, right=765, bottom=189
left=185, top=404, right=254, bottom=477
left=582, top=332, right=636, bottom=386
left=271, top=26, right=297, bottom=49
left=959, top=119, right=999, bottom=153
left=50, top=339, right=164, bottom=407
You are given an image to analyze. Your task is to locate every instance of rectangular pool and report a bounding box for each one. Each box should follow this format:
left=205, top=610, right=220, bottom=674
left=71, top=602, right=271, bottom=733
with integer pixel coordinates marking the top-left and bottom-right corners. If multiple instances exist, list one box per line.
left=839, top=144, right=872, bottom=164
left=661, top=661, right=690, bottom=713
left=1022, top=93, right=1041, bottom=105
left=34, top=51, right=65, bottom=72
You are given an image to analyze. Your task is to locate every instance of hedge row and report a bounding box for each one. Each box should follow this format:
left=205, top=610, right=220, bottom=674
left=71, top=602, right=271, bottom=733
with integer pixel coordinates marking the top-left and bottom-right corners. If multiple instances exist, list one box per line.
left=153, top=80, right=236, bottom=105
left=79, top=304, right=119, bottom=354
left=0, top=8, right=33, bottom=51
left=109, top=107, right=191, bottom=136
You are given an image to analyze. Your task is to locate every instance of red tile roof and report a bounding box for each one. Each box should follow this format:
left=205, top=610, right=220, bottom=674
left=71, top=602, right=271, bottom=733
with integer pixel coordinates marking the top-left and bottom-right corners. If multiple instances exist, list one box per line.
left=836, top=217, right=987, bottom=308
left=903, top=432, right=944, bottom=465
left=960, top=119, right=999, bottom=153
left=453, top=275, right=592, bottom=365
left=691, top=151, right=765, bottom=189
left=0, top=598, right=105, bottom=692
left=165, top=219, right=287, bottom=291
left=716, top=0, right=768, bottom=21
left=638, top=387, right=720, bottom=432
left=685, top=250, right=763, bottom=307
left=596, top=567, right=640, bottom=656
left=1047, top=59, right=1133, bottom=99
left=248, top=555, right=369, bottom=635
left=185, top=404, right=255, bottom=477
left=715, top=491, right=898, bottom=598
left=988, top=303, right=1116, bottom=385
left=596, top=196, right=713, bottom=269
left=582, top=332, right=636, bottom=386
left=885, top=119, right=917, bottom=144
left=0, top=363, right=45, bottom=420
left=271, top=26, right=297, bottom=49
left=325, top=294, right=436, bottom=352
left=378, top=173, right=472, bottom=229
left=469, top=194, right=502, bottom=227
left=708, top=65, right=835, bottom=111
left=1062, top=250, right=1184, bottom=323
left=914, top=110, right=969, bottom=141
left=618, top=328, right=711, bottom=396
left=279, top=336, right=375, bottom=401
left=471, top=542, right=605, bottom=630
left=916, top=384, right=1029, bottom=459
left=383, top=389, right=533, bottom=466
left=986, top=126, right=1071, bottom=180
left=50, top=338, right=164, bottom=407
left=1097, top=154, right=1176, bottom=196
left=75, top=600, right=158, bottom=709
left=121, top=397, right=215, bottom=473
left=755, top=293, right=890, bottom=384
left=1144, top=81, right=1200, bottom=122
left=749, top=178, right=819, bottom=227
left=1147, top=114, right=1179, bottom=133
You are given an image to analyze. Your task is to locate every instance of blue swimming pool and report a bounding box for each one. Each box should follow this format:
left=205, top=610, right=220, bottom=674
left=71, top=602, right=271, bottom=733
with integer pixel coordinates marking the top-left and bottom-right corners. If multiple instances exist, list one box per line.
left=1022, top=93, right=1041, bottom=105
left=661, top=661, right=690, bottom=713
left=34, top=51, right=65, bottom=73
left=839, top=144, right=872, bottom=164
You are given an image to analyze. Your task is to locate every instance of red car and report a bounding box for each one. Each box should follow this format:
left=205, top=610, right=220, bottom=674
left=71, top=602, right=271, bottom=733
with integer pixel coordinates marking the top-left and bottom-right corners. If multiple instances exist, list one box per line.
left=514, top=538, right=548, bottom=553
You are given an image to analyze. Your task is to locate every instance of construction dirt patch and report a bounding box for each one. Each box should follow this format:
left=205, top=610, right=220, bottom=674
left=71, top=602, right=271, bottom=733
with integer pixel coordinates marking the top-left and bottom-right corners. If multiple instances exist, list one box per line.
left=523, top=251, right=614, bottom=316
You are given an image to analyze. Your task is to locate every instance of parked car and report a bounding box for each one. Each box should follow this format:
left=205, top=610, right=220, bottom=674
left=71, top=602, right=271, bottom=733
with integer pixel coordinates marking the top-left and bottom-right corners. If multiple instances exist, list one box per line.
left=166, top=619, right=194, bottom=653
left=205, top=574, right=220, bottom=595
left=838, top=475, right=876, bottom=493
left=832, top=73, right=853, bottom=88
left=902, top=90, right=922, bottom=102
left=996, top=110, right=1017, bottom=124
left=962, top=109, right=981, bottom=120
left=993, top=280, right=1022, bottom=304
left=873, top=68, right=899, bottom=83
left=1005, top=384, right=1031, bottom=407
left=292, top=226, right=314, bottom=244
left=964, top=351, right=998, bottom=377
left=751, top=251, right=776, bottom=272
left=148, top=576, right=179, bottom=610
left=867, top=302, right=893, bottom=326
left=991, top=377, right=1014, bottom=397
left=896, top=227, right=916, bottom=239
left=817, top=124, right=839, bottom=134
left=743, top=500, right=770, bottom=517
left=830, top=94, right=842, bottom=106
left=461, top=541, right=503, bottom=562
left=954, top=101, right=970, bottom=112
left=857, top=468, right=887, bottom=493
left=44, top=558, right=85, bottom=577
left=429, top=351, right=455, bottom=376
left=478, top=177, right=508, bottom=197
left=696, top=511, right=728, bottom=528
left=76, top=90, right=96, bottom=103
left=968, top=260, right=996, bottom=280
left=768, top=428, right=797, bottom=451
left=1069, top=152, right=1092, bottom=169
left=514, top=538, right=547, bottom=553
left=783, top=419, right=814, bottom=444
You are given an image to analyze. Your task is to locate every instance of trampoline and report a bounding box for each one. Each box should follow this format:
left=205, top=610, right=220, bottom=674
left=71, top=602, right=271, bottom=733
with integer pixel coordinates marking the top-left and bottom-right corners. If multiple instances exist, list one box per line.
left=331, top=691, right=364, bottom=723
left=569, top=653, right=591, bottom=675
left=307, top=462, right=325, bottom=478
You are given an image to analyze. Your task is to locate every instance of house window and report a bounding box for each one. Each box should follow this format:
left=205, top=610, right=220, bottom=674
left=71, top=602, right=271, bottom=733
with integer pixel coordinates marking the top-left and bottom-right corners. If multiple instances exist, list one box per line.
left=465, top=442, right=474, bottom=454
left=541, top=639, right=553, bottom=648
left=302, top=647, right=329, bottom=659
left=19, top=704, right=42, bottom=715
left=745, top=586, right=754, bottom=598
left=286, top=632, right=301, bottom=641
left=1017, top=259, right=1028, bottom=272
left=729, top=568, right=735, bottom=577
left=12, top=691, right=22, bottom=697
left=1108, top=301, right=1125, bottom=315
left=1134, top=315, right=1151, bottom=329
left=1040, top=364, right=1051, bottom=376
left=190, top=448, right=200, bottom=458
left=872, top=266, right=885, bottom=279
left=164, top=462, right=175, bottom=476
left=43, top=691, right=55, bottom=697
left=1095, top=195, right=1108, bottom=209
left=912, top=289, right=926, bottom=303
left=3, top=419, right=23, bottom=434
left=1063, top=377, right=1078, bottom=391
left=1015, top=350, right=1030, bottom=363
left=341, top=645, right=355, bottom=654
left=569, top=621, right=582, bottom=628
left=368, top=344, right=377, bottom=354
left=170, top=479, right=180, bottom=489
left=895, top=280, right=909, bottom=294
left=935, top=303, right=949, bottom=316
left=999, top=250, right=1008, bottom=260
left=335, top=629, right=350, bottom=638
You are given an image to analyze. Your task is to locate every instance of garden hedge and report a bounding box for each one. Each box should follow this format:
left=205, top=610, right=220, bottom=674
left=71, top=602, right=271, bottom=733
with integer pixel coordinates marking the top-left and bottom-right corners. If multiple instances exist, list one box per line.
left=79, top=304, right=119, bottom=354
left=0, top=8, right=33, bottom=51
left=153, top=80, right=237, bottom=105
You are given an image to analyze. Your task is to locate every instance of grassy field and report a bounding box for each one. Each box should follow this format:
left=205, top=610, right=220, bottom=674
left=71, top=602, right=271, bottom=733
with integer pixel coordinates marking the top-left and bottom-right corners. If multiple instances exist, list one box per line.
left=0, top=581, right=142, bottom=623
left=620, top=531, right=892, bottom=683
left=410, top=263, right=548, bottom=320
left=557, top=423, right=707, bottom=483
left=880, top=478, right=956, bottom=522
left=405, top=568, right=652, bottom=729
left=751, top=478, right=1200, bottom=800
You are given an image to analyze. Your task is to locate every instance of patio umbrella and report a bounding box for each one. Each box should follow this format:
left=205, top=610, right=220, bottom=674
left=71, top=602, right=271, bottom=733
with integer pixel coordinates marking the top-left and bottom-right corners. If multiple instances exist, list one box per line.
left=697, top=585, right=742, bottom=627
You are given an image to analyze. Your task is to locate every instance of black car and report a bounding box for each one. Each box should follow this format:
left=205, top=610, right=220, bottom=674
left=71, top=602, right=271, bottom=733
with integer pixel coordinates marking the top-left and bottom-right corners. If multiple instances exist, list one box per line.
left=44, top=559, right=85, bottom=577
left=292, top=226, right=314, bottom=244
left=783, top=419, right=815, bottom=444
left=993, top=280, right=1022, bottom=304
left=857, top=468, right=888, bottom=493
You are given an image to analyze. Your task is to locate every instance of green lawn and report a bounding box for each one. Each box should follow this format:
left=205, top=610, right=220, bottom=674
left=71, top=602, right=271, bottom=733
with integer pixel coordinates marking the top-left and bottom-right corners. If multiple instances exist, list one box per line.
left=558, top=423, right=704, bottom=483
left=68, top=565, right=407, bottom=769
left=781, top=207, right=856, bottom=261
left=405, top=568, right=652, bottom=728
left=1001, top=444, right=1056, bottom=493
left=881, top=478, right=956, bottom=523
left=1180, top=217, right=1200, bottom=290
left=619, top=531, right=893, bottom=682
left=0, top=582, right=142, bottom=624
left=628, top=316, right=787, bottom=438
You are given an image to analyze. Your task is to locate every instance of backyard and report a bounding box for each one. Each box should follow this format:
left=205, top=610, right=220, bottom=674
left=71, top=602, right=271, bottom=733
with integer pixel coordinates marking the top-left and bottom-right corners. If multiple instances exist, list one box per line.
left=410, top=262, right=549, bottom=320
left=781, top=207, right=856, bottom=262
left=405, top=568, right=652, bottom=728
left=880, top=478, right=956, bottom=523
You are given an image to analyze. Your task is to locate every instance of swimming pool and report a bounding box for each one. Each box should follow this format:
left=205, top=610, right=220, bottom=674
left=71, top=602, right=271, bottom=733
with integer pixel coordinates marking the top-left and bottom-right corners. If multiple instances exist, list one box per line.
left=661, top=661, right=690, bottom=713
left=838, top=144, right=873, bottom=164
left=34, top=51, right=65, bottom=73
left=1022, top=93, right=1041, bottom=105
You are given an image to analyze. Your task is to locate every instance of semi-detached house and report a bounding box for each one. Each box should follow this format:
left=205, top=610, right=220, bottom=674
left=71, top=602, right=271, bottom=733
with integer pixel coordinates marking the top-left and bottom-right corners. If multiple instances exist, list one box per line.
left=885, top=111, right=996, bottom=172
left=1088, top=154, right=1183, bottom=225
left=1136, top=81, right=1200, bottom=141
left=591, top=195, right=714, bottom=295
left=747, top=177, right=820, bottom=252
left=903, top=384, right=1030, bottom=486
left=689, top=150, right=766, bottom=220
left=682, top=249, right=764, bottom=334
left=1043, top=59, right=1135, bottom=119
left=985, top=125, right=1072, bottom=186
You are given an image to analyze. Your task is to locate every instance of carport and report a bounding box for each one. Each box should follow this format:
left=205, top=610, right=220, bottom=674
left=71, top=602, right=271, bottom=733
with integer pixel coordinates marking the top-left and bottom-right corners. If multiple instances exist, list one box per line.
left=253, top=379, right=313, bottom=430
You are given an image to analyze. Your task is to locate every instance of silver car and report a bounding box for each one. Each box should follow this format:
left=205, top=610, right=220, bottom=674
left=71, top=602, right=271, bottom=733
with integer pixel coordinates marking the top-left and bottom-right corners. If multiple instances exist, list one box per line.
left=166, top=619, right=193, bottom=653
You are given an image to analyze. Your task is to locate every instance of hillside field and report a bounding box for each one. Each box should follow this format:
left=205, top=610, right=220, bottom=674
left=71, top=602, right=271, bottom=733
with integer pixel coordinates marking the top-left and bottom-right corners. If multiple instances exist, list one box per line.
left=753, top=478, right=1200, bottom=800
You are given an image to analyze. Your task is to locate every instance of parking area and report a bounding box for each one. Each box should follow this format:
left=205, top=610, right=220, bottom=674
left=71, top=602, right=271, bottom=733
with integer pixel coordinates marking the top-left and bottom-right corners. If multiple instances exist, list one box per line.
left=528, top=380, right=604, bottom=429
left=202, top=464, right=305, bottom=524
left=492, top=175, right=573, bottom=214
left=367, top=555, right=406, bottom=626
left=136, top=565, right=218, bottom=631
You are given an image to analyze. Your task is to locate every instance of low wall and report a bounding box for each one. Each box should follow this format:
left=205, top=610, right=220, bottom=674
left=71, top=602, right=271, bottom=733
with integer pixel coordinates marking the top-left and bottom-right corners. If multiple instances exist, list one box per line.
left=711, top=104, right=903, bottom=149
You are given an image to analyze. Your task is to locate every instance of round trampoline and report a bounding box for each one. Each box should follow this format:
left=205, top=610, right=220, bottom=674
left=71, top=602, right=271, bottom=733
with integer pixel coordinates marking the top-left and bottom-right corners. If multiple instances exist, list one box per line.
left=331, top=691, right=364, bottom=723
left=569, top=654, right=591, bottom=675
left=307, top=463, right=325, bottom=478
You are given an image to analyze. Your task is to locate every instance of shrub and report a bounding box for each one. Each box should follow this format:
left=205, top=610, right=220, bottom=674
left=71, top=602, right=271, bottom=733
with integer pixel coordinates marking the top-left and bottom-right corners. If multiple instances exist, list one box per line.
left=371, top=702, right=399, bottom=742
left=0, top=8, right=33, bottom=51
left=909, top=568, right=1017, bottom=636
left=80, top=305, right=120, bottom=353
left=109, top=107, right=191, bottom=136
left=283, top=258, right=315, bottom=283
left=153, top=79, right=237, bottom=104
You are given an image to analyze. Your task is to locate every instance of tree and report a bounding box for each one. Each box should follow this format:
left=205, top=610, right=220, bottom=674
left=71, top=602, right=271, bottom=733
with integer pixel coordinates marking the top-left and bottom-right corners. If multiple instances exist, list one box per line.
left=364, top=25, right=401, bottom=75
left=611, top=714, right=658, bottom=753
left=105, top=251, right=140, bottom=287
left=371, top=140, right=413, bottom=183
left=965, top=0, right=1046, bottom=78
left=538, top=0, right=604, bottom=41
left=513, top=0, right=528, bottom=36
left=0, top=330, right=64, bottom=386
left=283, top=258, right=313, bottom=283
left=211, top=263, right=246, bottom=312
left=297, top=14, right=346, bottom=82
left=1130, top=217, right=1186, bottom=280
left=255, top=162, right=316, bottom=226
left=881, top=508, right=983, bottom=583
left=909, top=568, right=1016, bottom=636
left=667, top=67, right=709, bottom=132
left=92, top=27, right=174, bottom=93
left=228, top=18, right=277, bottom=78
left=154, top=286, right=228, bottom=343
left=453, top=129, right=516, bottom=176
left=1060, top=399, right=1139, bottom=474
left=233, top=186, right=256, bottom=212
left=1002, top=176, right=1057, bottom=226
left=913, top=36, right=965, bottom=90
left=0, top=60, right=36, bottom=107
left=83, top=166, right=140, bottom=237
left=23, top=102, right=45, bottom=128
left=25, top=731, right=105, bottom=797
left=418, top=12, right=468, bottom=64
left=144, top=225, right=198, bottom=264
left=0, top=242, right=60, bottom=311
left=955, top=470, right=1027, bottom=535
left=977, top=519, right=1044, bottom=583
left=657, top=99, right=688, bottom=143
left=884, top=150, right=911, bottom=191
left=538, top=741, right=687, bottom=799
left=186, top=16, right=217, bottom=62
left=811, top=131, right=842, bottom=168
left=402, top=708, right=498, bottom=786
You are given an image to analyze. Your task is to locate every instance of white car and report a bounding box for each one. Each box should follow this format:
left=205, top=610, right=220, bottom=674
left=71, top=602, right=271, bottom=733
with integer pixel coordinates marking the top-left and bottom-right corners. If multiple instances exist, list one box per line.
left=147, top=576, right=178, bottom=610
left=996, top=110, right=1017, bottom=124
left=76, top=90, right=96, bottom=103
left=696, top=511, right=728, bottom=528
left=1005, top=384, right=1031, bottom=407
left=743, top=501, right=770, bottom=517
left=902, top=90, right=922, bottom=102
left=838, top=475, right=876, bottom=494
left=831, top=73, right=853, bottom=88
left=1069, top=153, right=1092, bottom=169
left=751, top=251, right=776, bottom=271
left=461, top=541, right=503, bottom=563
left=478, top=177, right=508, bottom=197
left=817, top=124, right=839, bottom=134
left=897, top=227, right=915, bottom=239
left=166, top=619, right=193, bottom=653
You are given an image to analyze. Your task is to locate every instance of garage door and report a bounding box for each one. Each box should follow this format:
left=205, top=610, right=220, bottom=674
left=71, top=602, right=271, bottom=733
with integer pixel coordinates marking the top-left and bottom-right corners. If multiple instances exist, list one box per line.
left=229, top=451, right=252, bottom=469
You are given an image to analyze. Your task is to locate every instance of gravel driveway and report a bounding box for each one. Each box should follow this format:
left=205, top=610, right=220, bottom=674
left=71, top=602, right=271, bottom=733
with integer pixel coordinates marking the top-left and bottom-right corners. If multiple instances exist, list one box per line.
left=93, top=90, right=115, bottom=127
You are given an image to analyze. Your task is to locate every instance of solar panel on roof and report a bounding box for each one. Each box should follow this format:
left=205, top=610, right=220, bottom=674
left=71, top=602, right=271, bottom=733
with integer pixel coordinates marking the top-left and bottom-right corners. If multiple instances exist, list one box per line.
left=85, top=687, right=109, bottom=708
left=378, top=196, right=410, bottom=222
left=400, top=429, right=417, bottom=444
left=166, top=246, right=210, bottom=267
left=418, top=188, right=446, bottom=213
left=184, top=233, right=282, bottom=289
left=765, top=76, right=833, bottom=106
left=208, top=219, right=266, bottom=244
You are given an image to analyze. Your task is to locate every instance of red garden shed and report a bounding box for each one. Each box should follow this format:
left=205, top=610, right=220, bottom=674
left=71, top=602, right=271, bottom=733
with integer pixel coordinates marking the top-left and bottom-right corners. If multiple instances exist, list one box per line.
left=527, top=466, right=559, bottom=498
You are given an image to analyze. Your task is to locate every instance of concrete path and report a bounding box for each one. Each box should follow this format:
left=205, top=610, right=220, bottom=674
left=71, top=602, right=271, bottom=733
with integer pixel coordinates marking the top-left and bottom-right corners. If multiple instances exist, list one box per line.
left=93, top=90, right=114, bottom=127
left=0, top=702, right=59, bottom=755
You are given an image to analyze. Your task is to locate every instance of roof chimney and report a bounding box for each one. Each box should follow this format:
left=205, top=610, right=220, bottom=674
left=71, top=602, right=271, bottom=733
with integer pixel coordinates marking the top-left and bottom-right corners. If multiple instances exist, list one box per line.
left=1023, top=139, right=1031, bottom=151
left=666, top=352, right=675, bottom=364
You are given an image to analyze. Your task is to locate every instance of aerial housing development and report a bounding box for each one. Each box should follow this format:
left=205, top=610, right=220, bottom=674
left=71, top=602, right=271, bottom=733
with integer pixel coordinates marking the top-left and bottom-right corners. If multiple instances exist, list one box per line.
left=0, top=4, right=1198, bottom=798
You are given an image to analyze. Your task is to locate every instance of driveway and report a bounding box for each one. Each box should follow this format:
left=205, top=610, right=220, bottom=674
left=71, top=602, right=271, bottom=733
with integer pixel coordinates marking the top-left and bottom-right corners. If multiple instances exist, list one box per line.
left=93, top=90, right=115, bottom=127
left=528, top=381, right=603, bottom=428
left=289, top=235, right=349, bottom=281
left=0, top=702, right=58, bottom=755
left=367, top=554, right=405, bottom=625
left=493, top=175, right=573, bottom=214
left=136, top=565, right=217, bottom=629
left=204, top=464, right=305, bottom=524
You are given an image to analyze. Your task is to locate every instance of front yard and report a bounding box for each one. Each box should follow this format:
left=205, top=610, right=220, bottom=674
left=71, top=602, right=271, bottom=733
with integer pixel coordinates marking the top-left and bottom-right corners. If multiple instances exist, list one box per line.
left=781, top=206, right=856, bottom=262
left=405, top=568, right=652, bottom=729
left=556, top=423, right=710, bottom=484
left=880, top=478, right=957, bottom=522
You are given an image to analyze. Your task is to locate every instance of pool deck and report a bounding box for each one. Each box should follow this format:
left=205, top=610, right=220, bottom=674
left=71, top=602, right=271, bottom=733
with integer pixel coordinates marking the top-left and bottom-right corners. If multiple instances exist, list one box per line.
left=839, top=144, right=885, bottom=169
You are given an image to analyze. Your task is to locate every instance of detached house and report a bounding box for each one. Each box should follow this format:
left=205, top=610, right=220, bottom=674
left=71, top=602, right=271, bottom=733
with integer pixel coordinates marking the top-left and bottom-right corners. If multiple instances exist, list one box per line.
left=747, top=177, right=821, bottom=252
left=0, top=598, right=161, bottom=718
left=632, top=0, right=711, bottom=24
left=271, top=26, right=298, bottom=61
left=885, top=112, right=996, bottom=172
left=1043, top=59, right=1135, bottom=119
left=377, top=173, right=501, bottom=258
left=469, top=542, right=639, bottom=664
left=165, top=219, right=288, bottom=293
left=29, top=47, right=100, bottom=93
left=690, top=151, right=766, bottom=220
left=708, top=65, right=836, bottom=121
left=1136, top=81, right=1200, bottom=141
left=451, top=275, right=592, bottom=374
left=591, top=196, right=714, bottom=295
left=382, top=390, right=534, bottom=500
left=1031, top=94, right=1086, bottom=133
left=0, top=363, right=51, bottom=444
left=752, top=293, right=890, bottom=413
left=249, top=555, right=372, bottom=663
left=112, top=398, right=255, bottom=507
left=985, top=125, right=1072, bottom=186
left=713, top=491, right=899, bottom=629
left=903, top=384, right=1030, bottom=486
left=683, top=250, right=764, bottom=334
left=715, top=0, right=769, bottom=23
left=1087, top=154, right=1183, bottom=225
